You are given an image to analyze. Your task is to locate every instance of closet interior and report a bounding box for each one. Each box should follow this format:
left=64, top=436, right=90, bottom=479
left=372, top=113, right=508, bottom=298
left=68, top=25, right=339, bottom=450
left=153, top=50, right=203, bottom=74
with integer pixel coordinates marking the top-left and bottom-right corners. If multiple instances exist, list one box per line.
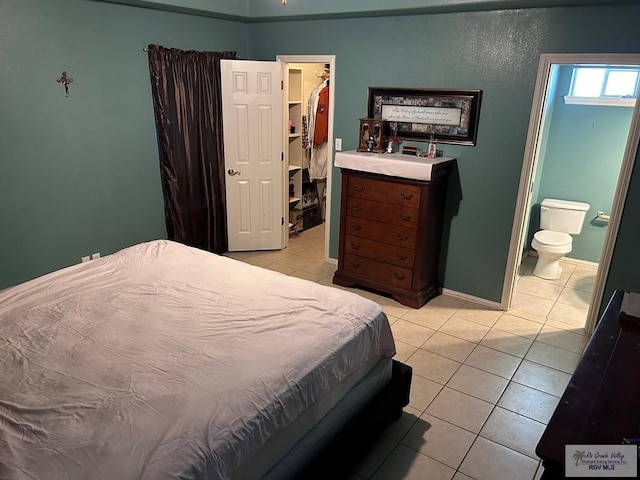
left=286, top=63, right=330, bottom=237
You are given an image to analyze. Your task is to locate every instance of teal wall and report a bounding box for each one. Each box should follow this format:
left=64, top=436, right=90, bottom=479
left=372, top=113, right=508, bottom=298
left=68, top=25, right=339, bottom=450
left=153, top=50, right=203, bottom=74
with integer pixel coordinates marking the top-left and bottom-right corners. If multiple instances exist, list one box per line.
left=527, top=64, right=633, bottom=263
left=3, top=0, right=640, bottom=306
left=0, top=0, right=248, bottom=289
left=248, top=5, right=640, bottom=302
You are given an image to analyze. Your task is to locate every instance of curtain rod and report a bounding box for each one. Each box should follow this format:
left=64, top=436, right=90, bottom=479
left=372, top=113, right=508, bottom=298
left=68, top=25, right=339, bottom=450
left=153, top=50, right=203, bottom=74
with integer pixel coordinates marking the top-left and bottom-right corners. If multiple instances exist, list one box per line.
left=143, top=48, right=148, bottom=52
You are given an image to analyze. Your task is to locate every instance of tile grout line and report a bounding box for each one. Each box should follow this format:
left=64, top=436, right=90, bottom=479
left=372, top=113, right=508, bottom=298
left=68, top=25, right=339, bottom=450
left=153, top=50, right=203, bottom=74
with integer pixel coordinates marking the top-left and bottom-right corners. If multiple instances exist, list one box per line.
left=239, top=230, right=584, bottom=480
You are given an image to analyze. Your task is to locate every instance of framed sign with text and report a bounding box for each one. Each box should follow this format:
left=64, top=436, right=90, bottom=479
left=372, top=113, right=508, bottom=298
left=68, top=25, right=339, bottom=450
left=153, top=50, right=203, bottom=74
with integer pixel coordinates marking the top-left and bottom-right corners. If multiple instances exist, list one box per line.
left=367, top=87, right=482, bottom=146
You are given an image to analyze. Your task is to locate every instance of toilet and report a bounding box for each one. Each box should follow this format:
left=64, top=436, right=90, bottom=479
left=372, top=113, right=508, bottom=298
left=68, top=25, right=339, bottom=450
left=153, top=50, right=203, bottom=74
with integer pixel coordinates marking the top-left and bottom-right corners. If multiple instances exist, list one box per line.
left=531, top=198, right=590, bottom=280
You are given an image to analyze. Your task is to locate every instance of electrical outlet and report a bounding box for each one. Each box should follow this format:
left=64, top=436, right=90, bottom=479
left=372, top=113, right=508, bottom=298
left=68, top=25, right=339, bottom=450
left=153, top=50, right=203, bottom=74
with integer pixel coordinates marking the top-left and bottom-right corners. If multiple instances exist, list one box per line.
left=81, top=256, right=90, bottom=263
left=91, top=252, right=100, bottom=260
left=335, top=138, right=342, bottom=151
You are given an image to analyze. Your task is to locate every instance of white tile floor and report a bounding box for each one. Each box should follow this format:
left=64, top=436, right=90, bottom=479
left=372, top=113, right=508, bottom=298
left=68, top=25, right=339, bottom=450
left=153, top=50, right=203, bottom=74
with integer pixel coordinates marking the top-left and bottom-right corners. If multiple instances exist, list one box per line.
left=225, top=225, right=599, bottom=480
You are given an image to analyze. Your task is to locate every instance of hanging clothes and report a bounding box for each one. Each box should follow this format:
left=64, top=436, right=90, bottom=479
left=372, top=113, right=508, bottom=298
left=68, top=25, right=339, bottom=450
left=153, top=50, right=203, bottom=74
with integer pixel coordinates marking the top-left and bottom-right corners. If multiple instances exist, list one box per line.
left=313, top=85, right=329, bottom=147
left=310, top=143, right=328, bottom=181
left=301, top=115, right=309, bottom=149
left=307, top=79, right=329, bottom=181
left=306, top=79, right=325, bottom=149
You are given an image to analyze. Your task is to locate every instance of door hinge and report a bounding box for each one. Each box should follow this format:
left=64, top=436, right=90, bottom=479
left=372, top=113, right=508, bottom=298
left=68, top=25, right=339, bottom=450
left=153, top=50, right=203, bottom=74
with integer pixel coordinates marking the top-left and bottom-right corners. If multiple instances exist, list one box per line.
left=281, top=80, right=284, bottom=90
left=281, top=152, right=284, bottom=161
left=281, top=217, right=284, bottom=225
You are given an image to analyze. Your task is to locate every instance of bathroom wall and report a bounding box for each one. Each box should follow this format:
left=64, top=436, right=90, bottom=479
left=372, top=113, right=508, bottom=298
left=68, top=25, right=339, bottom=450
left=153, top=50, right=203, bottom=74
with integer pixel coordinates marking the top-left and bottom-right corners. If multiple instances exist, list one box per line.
left=527, top=65, right=634, bottom=263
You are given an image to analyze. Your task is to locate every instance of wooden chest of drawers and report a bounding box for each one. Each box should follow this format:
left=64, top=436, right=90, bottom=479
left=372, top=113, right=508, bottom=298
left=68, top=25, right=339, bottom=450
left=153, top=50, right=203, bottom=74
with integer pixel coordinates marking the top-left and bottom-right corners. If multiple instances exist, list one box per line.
left=333, top=165, right=453, bottom=308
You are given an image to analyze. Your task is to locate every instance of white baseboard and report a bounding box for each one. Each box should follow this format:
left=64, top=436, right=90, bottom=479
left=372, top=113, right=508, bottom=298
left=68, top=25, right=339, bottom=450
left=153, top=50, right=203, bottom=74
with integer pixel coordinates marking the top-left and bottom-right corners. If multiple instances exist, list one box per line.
left=441, top=288, right=503, bottom=310
left=525, top=249, right=599, bottom=268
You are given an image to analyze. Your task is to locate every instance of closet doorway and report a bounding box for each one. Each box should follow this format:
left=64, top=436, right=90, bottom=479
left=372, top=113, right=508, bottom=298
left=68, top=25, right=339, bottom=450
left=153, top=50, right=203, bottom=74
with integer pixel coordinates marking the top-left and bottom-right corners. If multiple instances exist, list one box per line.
left=501, top=53, right=640, bottom=334
left=278, top=55, right=336, bottom=262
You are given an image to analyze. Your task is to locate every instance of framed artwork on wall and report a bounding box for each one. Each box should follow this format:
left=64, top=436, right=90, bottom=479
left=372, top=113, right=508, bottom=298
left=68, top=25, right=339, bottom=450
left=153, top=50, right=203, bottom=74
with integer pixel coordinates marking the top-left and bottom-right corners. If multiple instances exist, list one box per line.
left=367, top=87, right=483, bottom=146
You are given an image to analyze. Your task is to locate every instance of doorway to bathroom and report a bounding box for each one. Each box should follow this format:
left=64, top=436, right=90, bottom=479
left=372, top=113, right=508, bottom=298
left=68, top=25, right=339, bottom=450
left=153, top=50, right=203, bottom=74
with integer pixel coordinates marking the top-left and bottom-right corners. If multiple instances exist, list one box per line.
left=502, top=53, right=640, bottom=335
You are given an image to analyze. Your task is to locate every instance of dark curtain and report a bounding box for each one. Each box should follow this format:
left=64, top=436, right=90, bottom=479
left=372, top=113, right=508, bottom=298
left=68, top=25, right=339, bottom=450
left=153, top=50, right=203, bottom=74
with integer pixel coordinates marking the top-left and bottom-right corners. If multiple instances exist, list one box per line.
left=147, top=45, right=236, bottom=254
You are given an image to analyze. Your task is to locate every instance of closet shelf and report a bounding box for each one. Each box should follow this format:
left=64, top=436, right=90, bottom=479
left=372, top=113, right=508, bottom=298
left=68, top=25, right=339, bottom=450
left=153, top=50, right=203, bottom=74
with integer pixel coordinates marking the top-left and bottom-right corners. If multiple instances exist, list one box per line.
left=288, top=133, right=302, bottom=139
left=289, top=196, right=301, bottom=204
left=288, top=100, right=302, bottom=106
left=289, top=165, right=302, bottom=173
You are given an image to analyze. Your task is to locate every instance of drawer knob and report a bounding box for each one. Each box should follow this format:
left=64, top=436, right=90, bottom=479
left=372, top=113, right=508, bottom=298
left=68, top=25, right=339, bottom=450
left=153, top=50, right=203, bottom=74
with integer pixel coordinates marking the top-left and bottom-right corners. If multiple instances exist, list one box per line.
left=351, top=205, right=364, bottom=212
left=351, top=225, right=362, bottom=231
left=350, top=242, right=361, bottom=250
left=394, top=273, right=406, bottom=280
left=350, top=262, right=360, bottom=268
left=397, top=234, right=410, bottom=242
left=399, top=213, right=412, bottom=221
left=396, top=254, right=407, bottom=261
left=353, top=184, right=365, bottom=192
left=401, top=192, right=414, bottom=200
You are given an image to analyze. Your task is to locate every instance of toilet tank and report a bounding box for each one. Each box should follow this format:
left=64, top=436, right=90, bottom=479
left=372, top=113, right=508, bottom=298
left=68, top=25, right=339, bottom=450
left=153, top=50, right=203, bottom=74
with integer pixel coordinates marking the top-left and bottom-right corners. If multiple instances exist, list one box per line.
left=540, top=198, right=590, bottom=234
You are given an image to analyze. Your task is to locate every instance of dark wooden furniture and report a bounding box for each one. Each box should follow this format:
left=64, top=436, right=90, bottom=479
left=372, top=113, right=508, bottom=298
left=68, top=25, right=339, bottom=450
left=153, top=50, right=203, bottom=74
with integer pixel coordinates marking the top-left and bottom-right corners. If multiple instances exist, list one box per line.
left=298, top=360, right=412, bottom=479
left=333, top=164, right=453, bottom=308
left=536, top=290, right=640, bottom=479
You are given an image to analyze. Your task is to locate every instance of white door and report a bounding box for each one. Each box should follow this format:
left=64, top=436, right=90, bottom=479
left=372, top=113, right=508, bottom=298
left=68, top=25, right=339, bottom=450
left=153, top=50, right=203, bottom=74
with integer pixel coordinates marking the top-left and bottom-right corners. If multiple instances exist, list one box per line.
left=221, top=59, right=284, bottom=251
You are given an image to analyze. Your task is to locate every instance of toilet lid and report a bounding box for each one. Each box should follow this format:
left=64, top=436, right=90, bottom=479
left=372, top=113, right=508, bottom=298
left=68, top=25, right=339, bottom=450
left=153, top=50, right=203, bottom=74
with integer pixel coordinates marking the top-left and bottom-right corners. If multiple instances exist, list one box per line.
left=534, top=230, right=571, bottom=246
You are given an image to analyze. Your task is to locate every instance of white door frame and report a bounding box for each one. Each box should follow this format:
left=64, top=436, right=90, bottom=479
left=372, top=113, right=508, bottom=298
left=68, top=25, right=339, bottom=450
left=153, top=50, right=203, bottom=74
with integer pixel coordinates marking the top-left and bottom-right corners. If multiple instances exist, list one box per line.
left=277, top=55, right=336, bottom=262
left=501, top=53, right=640, bottom=334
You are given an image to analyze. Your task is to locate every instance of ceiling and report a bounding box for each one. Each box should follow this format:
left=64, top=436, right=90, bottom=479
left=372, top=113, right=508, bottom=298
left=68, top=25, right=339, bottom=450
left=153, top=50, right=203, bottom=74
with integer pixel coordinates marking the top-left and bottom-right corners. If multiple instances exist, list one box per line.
left=95, top=0, right=640, bottom=21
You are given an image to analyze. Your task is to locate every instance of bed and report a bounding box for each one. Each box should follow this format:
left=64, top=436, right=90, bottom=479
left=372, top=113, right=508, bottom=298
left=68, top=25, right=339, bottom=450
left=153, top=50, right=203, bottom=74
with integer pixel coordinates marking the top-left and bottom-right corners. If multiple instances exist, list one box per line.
left=0, top=240, right=411, bottom=479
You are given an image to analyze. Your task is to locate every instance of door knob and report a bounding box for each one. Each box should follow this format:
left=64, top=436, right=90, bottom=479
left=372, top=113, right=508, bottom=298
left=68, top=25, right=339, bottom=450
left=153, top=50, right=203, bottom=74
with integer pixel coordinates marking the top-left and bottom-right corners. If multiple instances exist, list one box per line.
left=228, top=169, right=241, bottom=176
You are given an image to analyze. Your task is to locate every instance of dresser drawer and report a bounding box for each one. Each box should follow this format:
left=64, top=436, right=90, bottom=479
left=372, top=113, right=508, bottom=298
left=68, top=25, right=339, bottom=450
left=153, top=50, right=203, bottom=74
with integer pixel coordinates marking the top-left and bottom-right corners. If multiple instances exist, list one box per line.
left=336, top=163, right=454, bottom=308
left=345, top=235, right=415, bottom=268
left=348, top=175, right=422, bottom=208
left=345, top=217, right=417, bottom=249
left=347, top=197, right=419, bottom=229
left=343, top=253, right=413, bottom=289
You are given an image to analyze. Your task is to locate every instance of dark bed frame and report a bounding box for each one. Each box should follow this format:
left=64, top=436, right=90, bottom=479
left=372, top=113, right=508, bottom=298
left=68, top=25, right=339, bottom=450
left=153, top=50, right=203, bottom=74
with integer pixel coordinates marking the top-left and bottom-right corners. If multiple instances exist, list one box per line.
left=293, top=360, right=413, bottom=479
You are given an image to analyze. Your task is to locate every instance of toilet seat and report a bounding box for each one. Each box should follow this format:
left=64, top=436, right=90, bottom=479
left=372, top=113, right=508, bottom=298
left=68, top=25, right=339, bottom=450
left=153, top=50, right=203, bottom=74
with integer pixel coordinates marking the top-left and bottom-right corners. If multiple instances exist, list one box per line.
left=532, top=230, right=572, bottom=254
left=534, top=230, right=571, bottom=246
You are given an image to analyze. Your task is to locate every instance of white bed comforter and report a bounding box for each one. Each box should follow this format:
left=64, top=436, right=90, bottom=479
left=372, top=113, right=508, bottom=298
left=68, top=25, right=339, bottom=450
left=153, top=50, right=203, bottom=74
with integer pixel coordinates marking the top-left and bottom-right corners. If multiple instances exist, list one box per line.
left=0, top=240, right=395, bottom=480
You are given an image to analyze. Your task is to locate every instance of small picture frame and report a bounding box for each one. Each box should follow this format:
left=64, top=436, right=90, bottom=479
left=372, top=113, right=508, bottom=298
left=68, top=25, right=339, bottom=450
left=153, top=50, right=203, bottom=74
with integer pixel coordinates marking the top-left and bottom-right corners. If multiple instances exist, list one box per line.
left=357, top=118, right=388, bottom=153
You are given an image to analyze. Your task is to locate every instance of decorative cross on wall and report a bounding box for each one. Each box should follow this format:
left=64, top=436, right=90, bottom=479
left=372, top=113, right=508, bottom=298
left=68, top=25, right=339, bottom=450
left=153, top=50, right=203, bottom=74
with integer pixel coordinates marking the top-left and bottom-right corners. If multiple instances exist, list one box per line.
left=57, top=71, right=74, bottom=97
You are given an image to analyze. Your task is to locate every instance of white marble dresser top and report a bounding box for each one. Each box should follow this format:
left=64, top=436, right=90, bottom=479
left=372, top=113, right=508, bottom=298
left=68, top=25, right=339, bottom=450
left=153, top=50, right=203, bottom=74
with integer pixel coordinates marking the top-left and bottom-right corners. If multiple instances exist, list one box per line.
left=335, top=150, right=455, bottom=181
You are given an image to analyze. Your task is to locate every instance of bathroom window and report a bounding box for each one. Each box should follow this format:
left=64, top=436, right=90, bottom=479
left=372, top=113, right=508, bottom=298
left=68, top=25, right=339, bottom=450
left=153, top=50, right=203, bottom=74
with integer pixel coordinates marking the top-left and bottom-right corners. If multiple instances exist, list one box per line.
left=564, top=66, right=639, bottom=107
